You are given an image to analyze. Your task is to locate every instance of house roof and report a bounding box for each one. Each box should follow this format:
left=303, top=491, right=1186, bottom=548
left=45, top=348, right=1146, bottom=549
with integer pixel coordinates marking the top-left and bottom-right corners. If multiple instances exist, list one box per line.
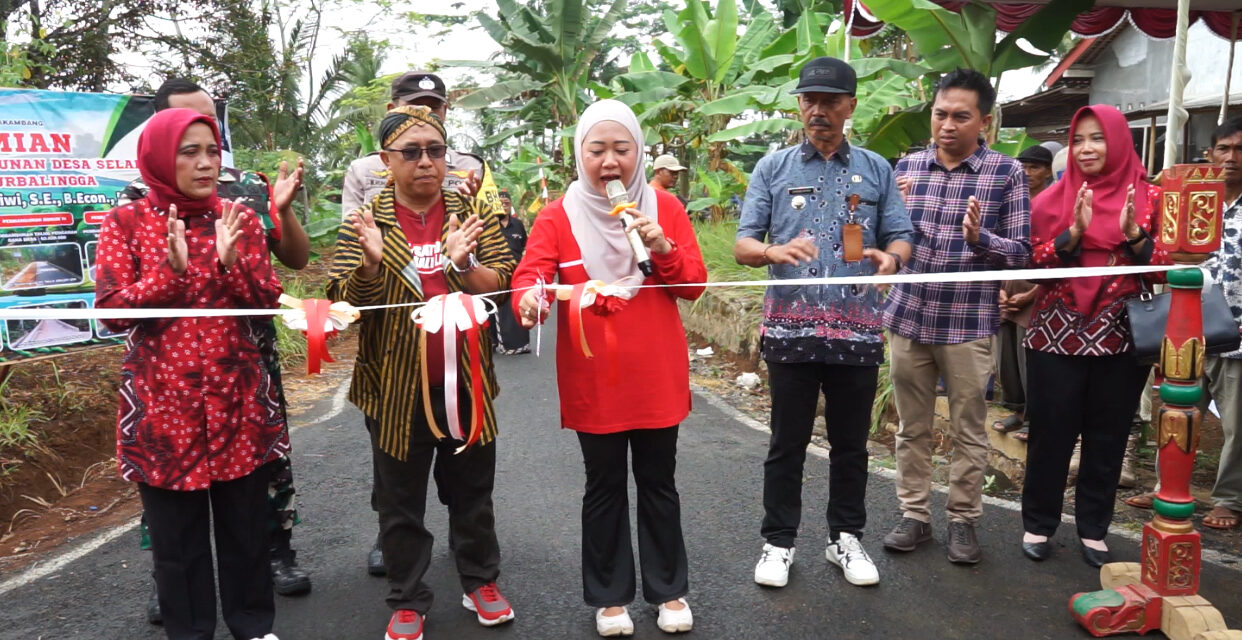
left=846, top=1, right=1241, bottom=40
left=1124, top=91, right=1242, bottom=118
left=1000, top=85, right=1091, bottom=134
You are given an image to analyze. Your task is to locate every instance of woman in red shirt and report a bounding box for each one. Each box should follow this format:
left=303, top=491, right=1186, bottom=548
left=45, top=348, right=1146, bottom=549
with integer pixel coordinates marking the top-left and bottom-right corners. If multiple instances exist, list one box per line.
left=96, top=108, right=285, bottom=640
left=1020, top=105, right=1170, bottom=567
left=512, top=100, right=706, bottom=636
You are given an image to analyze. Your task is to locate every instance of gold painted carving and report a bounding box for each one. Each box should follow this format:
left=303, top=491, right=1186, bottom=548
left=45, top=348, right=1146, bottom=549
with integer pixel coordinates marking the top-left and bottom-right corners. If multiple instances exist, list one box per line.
left=1187, top=191, right=1218, bottom=246
left=1159, top=410, right=1191, bottom=454
left=1161, top=337, right=1203, bottom=381
left=1143, top=532, right=1159, bottom=584
left=1167, top=542, right=1196, bottom=590
left=1162, top=192, right=1180, bottom=245
left=1153, top=516, right=1194, bottom=534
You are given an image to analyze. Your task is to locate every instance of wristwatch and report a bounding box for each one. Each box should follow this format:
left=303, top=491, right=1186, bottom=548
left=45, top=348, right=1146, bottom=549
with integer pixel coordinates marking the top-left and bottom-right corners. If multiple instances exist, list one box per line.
left=451, top=253, right=480, bottom=273
left=885, top=251, right=903, bottom=272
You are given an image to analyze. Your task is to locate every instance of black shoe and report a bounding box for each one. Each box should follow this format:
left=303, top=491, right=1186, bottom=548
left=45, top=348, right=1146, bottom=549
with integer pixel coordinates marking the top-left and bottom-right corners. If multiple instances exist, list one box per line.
left=946, top=521, right=982, bottom=564
left=271, top=550, right=312, bottom=596
left=368, top=541, right=387, bottom=576
left=146, top=577, right=162, bottom=625
left=1081, top=544, right=1112, bottom=568
left=882, top=517, right=933, bottom=552
left=1022, top=541, right=1052, bottom=561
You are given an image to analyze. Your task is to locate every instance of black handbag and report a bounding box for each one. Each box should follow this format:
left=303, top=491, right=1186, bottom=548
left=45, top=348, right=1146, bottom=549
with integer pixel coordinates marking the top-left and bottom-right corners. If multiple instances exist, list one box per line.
left=1125, top=283, right=1242, bottom=364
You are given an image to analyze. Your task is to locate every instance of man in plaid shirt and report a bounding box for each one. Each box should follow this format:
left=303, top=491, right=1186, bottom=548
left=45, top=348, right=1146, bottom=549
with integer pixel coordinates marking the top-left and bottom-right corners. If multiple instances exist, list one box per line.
left=880, top=69, right=1030, bottom=565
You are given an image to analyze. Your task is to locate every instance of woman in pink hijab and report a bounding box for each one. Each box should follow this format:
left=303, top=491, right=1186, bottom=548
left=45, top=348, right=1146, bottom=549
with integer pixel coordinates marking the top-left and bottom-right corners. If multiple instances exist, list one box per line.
left=1019, top=104, right=1171, bottom=568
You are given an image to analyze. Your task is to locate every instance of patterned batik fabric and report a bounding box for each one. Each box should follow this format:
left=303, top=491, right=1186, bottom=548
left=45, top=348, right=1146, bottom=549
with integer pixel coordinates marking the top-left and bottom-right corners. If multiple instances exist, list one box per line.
left=1022, top=183, right=1172, bottom=356
left=738, top=141, right=914, bottom=366
left=1204, top=197, right=1242, bottom=359
left=96, top=197, right=288, bottom=491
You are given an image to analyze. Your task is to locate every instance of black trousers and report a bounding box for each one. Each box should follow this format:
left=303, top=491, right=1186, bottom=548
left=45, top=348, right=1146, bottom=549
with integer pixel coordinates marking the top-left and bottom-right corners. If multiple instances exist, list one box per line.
left=139, top=464, right=274, bottom=640
left=578, top=426, right=689, bottom=607
left=762, top=361, right=877, bottom=547
left=1022, top=349, right=1150, bottom=540
left=367, top=401, right=501, bottom=614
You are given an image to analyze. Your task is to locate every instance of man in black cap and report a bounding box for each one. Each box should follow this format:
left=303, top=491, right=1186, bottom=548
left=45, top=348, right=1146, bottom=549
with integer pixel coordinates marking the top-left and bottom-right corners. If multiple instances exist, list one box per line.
left=341, top=71, right=504, bottom=221
left=734, top=56, right=913, bottom=590
left=1016, top=144, right=1054, bottom=200
left=342, top=72, right=506, bottom=578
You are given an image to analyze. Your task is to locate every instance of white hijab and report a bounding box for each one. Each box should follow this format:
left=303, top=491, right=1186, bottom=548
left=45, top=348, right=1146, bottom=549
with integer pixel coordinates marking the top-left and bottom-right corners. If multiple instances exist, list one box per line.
left=563, top=99, right=659, bottom=285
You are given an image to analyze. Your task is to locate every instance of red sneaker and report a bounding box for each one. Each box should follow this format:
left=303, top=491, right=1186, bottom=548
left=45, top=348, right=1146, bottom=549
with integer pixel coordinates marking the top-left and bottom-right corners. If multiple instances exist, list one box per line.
left=461, top=582, right=515, bottom=626
left=385, top=609, right=423, bottom=640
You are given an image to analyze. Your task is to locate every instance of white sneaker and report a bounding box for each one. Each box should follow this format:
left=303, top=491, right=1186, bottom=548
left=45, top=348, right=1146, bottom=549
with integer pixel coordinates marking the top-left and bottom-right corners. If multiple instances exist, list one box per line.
left=595, top=608, right=634, bottom=637
left=753, top=543, right=795, bottom=587
left=249, top=635, right=279, bottom=640
left=657, top=598, right=693, bottom=633
left=826, top=532, right=880, bottom=586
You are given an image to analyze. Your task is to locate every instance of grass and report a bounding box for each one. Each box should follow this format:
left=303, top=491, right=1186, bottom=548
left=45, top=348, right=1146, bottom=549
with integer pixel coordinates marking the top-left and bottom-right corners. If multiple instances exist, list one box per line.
left=692, top=219, right=764, bottom=310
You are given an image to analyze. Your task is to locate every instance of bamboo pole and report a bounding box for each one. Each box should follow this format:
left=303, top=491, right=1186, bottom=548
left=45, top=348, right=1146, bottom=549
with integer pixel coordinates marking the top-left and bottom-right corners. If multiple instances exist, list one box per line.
left=1220, top=12, right=1238, bottom=126
left=1164, top=0, right=1192, bottom=169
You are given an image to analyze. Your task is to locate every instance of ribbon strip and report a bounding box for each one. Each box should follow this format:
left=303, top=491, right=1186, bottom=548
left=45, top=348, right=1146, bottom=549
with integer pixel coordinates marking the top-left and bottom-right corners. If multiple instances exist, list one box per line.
left=410, top=293, right=494, bottom=453
left=0, top=264, right=1180, bottom=322
left=303, top=299, right=335, bottom=375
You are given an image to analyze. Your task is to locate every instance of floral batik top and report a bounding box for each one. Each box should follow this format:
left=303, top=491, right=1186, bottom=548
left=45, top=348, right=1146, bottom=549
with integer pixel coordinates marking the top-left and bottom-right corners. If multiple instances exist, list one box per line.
left=96, top=197, right=287, bottom=491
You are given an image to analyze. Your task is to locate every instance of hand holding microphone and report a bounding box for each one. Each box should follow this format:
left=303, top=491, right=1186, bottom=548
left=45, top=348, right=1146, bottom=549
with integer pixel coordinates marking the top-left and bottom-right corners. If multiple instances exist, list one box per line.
left=605, top=180, right=658, bottom=276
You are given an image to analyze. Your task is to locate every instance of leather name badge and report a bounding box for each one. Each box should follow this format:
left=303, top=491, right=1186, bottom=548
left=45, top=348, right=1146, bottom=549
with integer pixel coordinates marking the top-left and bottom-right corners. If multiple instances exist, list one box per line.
left=843, top=193, right=863, bottom=262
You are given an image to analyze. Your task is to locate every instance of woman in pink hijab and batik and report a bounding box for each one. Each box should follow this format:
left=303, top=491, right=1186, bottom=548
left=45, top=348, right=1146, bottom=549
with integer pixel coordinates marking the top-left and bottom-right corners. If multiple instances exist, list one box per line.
left=1019, top=104, right=1171, bottom=568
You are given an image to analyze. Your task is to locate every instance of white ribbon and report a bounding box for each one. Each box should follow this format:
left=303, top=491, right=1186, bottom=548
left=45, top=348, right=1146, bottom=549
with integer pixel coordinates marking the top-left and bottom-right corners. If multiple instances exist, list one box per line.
left=0, top=264, right=1180, bottom=321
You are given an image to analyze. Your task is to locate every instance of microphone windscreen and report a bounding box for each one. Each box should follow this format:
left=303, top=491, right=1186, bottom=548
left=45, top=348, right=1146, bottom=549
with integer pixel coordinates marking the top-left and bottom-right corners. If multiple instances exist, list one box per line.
left=605, top=180, right=628, bottom=207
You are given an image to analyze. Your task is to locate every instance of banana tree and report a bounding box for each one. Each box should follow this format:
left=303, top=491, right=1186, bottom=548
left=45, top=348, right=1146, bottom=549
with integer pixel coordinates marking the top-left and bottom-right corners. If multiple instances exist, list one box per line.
left=449, top=0, right=629, bottom=150
left=859, top=0, right=1088, bottom=155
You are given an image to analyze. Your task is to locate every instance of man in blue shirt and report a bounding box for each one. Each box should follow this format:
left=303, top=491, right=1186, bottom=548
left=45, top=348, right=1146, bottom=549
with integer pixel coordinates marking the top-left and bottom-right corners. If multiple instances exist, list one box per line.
left=735, top=56, right=913, bottom=590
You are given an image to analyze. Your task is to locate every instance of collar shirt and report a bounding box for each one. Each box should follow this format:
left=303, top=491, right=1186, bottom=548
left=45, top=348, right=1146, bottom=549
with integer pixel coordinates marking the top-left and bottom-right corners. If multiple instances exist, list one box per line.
left=1204, top=194, right=1242, bottom=359
left=883, top=142, right=1031, bottom=345
left=737, top=140, right=914, bottom=366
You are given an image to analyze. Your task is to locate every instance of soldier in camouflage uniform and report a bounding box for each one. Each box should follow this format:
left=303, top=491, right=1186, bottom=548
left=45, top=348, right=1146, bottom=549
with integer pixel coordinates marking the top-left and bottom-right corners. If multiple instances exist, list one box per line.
left=118, top=79, right=313, bottom=624
left=340, top=71, right=508, bottom=578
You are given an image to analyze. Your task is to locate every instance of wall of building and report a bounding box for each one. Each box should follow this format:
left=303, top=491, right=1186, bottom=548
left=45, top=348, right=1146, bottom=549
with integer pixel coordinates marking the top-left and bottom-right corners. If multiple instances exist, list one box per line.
left=1091, top=21, right=1242, bottom=112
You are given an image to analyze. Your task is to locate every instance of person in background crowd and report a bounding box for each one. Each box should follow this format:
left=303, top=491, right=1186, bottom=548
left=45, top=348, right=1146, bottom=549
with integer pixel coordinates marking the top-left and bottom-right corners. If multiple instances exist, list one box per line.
left=1019, top=105, right=1171, bottom=567
left=328, top=106, right=516, bottom=640
left=734, top=56, right=913, bottom=590
left=98, top=107, right=285, bottom=640
left=649, top=154, right=688, bottom=207
left=1017, top=145, right=1054, bottom=200
left=511, top=99, right=705, bottom=637
left=117, top=78, right=313, bottom=624
left=1052, top=146, right=1069, bottom=182
left=340, top=71, right=505, bottom=576
left=492, top=189, right=530, bottom=355
left=341, top=71, right=503, bottom=221
left=992, top=144, right=1052, bottom=441
left=882, top=68, right=1030, bottom=565
left=1198, top=116, right=1242, bottom=530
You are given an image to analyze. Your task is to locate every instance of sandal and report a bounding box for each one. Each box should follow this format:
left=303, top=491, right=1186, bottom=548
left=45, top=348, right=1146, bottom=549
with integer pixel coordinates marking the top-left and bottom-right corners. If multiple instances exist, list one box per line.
left=992, top=414, right=1025, bottom=433
left=1012, top=425, right=1030, bottom=442
left=1123, top=492, right=1156, bottom=509
left=1203, top=506, right=1241, bottom=530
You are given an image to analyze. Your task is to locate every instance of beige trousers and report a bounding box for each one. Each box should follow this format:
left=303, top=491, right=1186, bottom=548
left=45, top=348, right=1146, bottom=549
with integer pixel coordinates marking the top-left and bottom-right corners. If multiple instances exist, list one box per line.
left=1206, top=356, right=1242, bottom=511
left=889, top=333, right=993, bottom=525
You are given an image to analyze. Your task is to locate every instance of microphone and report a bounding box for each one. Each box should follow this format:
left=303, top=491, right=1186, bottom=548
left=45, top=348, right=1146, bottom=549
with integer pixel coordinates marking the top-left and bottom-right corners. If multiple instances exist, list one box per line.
left=605, top=180, right=654, bottom=276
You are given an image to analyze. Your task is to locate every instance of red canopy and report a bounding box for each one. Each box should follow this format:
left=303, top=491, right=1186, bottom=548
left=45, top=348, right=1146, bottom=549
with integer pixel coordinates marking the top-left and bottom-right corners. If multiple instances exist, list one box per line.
left=844, top=0, right=1241, bottom=41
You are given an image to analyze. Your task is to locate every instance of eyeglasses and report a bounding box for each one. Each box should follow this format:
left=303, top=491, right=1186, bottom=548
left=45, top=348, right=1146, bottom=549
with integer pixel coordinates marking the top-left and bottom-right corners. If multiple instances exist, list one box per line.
left=385, top=145, right=448, bottom=161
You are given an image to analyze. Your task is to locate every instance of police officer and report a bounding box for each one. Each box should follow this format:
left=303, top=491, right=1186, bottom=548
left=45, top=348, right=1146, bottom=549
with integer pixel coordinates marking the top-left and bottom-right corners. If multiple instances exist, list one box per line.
left=341, top=71, right=504, bottom=221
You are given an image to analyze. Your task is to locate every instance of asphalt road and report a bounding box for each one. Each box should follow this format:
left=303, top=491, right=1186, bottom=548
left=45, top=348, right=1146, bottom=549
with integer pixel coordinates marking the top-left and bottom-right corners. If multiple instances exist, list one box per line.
left=4, top=326, right=1242, bottom=640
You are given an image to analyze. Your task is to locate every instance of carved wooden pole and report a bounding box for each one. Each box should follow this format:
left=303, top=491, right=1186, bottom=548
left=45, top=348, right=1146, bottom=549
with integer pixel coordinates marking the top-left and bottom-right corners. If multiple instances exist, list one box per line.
left=1070, top=165, right=1235, bottom=639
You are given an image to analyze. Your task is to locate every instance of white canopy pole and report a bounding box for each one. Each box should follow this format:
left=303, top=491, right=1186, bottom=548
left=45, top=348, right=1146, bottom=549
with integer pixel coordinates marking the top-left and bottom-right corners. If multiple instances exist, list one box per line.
left=1220, top=12, right=1238, bottom=126
left=1164, top=0, right=1192, bottom=169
